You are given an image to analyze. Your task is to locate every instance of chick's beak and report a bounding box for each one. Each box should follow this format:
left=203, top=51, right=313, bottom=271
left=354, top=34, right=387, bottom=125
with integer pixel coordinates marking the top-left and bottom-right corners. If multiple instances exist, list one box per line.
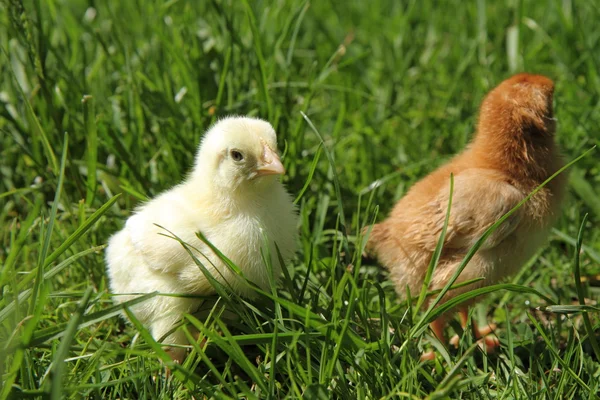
left=256, top=144, right=285, bottom=177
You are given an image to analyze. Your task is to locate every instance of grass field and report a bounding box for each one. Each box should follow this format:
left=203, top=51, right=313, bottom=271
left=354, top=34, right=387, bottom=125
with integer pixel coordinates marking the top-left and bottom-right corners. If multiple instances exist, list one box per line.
left=2, top=0, right=600, bottom=398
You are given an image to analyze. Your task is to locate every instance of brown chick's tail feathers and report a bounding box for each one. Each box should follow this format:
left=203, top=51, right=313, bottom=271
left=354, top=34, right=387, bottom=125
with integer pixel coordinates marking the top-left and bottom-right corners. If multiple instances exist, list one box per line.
left=362, top=223, right=388, bottom=258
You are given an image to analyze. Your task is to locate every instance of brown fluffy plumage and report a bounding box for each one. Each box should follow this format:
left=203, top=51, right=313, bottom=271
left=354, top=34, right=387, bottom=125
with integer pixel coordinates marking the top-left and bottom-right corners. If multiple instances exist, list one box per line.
left=365, top=73, right=567, bottom=356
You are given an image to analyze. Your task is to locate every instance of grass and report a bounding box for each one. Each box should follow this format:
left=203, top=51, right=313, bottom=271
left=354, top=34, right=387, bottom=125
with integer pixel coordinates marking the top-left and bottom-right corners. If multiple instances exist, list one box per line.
left=1, top=0, right=600, bottom=398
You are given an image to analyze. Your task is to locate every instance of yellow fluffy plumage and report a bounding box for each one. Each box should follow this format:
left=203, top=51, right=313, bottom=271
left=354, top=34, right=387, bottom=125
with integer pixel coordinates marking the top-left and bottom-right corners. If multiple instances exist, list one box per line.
left=106, top=116, right=298, bottom=362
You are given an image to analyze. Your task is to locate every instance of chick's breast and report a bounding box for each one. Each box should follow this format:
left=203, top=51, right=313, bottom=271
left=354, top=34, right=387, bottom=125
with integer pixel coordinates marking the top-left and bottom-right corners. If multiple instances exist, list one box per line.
left=177, top=183, right=298, bottom=297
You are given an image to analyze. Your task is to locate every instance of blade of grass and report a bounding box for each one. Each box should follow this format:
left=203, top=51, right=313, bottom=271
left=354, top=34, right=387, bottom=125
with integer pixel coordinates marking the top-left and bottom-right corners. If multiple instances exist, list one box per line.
left=552, top=228, right=600, bottom=264
left=1, top=46, right=58, bottom=173
left=573, top=214, right=600, bottom=360
left=538, top=304, right=600, bottom=313
left=527, top=312, right=597, bottom=398
left=410, top=282, right=555, bottom=339
left=182, top=316, right=236, bottom=397
left=252, top=285, right=370, bottom=350
left=118, top=184, right=148, bottom=202
left=83, top=95, right=98, bottom=207
left=323, top=272, right=361, bottom=381
left=428, top=342, right=481, bottom=399
left=42, top=193, right=121, bottom=269
left=415, top=174, right=454, bottom=314
left=0, top=283, right=49, bottom=400
left=192, top=315, right=267, bottom=394
left=570, top=169, right=600, bottom=217
left=29, top=133, right=69, bottom=316
left=294, top=144, right=323, bottom=204
left=17, top=293, right=158, bottom=350
left=301, top=112, right=350, bottom=264
left=122, top=308, right=208, bottom=393
left=0, top=193, right=43, bottom=286
left=210, top=45, right=231, bottom=125
left=241, top=0, right=272, bottom=120
left=285, top=1, right=309, bottom=66
left=50, top=287, right=93, bottom=399
left=0, top=245, right=106, bottom=323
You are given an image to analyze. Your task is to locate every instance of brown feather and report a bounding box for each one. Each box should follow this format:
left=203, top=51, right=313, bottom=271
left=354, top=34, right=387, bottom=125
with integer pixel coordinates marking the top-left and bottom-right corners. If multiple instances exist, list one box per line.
left=366, top=73, right=567, bottom=305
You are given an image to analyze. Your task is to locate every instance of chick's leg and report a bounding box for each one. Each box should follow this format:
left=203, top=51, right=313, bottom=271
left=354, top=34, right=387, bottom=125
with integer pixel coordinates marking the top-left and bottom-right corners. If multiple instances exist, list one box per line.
left=151, top=318, right=188, bottom=364
left=468, top=310, right=500, bottom=352
left=148, top=295, right=200, bottom=364
left=430, top=316, right=447, bottom=343
left=449, top=307, right=499, bottom=351
left=420, top=315, right=448, bottom=361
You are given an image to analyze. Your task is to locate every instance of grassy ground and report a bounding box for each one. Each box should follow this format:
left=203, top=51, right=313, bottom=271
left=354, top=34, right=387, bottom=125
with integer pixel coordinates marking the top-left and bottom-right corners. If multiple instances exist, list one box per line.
left=2, top=0, right=600, bottom=398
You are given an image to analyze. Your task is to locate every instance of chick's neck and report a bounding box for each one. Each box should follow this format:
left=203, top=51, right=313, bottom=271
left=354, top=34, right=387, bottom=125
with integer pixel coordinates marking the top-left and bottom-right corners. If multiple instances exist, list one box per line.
left=185, top=172, right=277, bottom=218
left=470, top=123, right=560, bottom=189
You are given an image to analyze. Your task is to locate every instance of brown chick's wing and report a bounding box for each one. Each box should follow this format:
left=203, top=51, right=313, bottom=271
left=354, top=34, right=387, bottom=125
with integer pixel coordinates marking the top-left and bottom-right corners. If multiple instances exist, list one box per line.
left=411, top=169, right=524, bottom=253
left=367, top=168, right=525, bottom=298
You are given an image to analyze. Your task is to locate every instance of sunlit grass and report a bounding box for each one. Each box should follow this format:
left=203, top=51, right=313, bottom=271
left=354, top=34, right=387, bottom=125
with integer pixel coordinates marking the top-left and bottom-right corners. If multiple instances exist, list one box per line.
left=1, top=0, right=600, bottom=398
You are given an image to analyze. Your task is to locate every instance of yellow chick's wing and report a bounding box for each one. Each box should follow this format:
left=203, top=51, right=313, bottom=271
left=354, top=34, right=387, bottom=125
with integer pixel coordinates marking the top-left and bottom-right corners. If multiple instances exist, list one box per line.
left=126, top=187, right=209, bottom=274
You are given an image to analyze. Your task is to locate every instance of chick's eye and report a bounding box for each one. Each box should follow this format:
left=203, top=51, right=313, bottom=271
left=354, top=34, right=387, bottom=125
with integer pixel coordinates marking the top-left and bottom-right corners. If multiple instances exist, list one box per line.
left=230, top=150, right=244, bottom=162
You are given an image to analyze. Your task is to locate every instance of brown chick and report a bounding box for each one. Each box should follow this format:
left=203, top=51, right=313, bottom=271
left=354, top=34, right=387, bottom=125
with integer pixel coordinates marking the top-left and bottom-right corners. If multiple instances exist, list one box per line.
left=365, top=73, right=566, bottom=359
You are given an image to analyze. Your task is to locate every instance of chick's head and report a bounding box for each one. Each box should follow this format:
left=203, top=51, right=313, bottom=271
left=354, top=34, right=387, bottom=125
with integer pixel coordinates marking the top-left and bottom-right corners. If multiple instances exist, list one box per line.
left=192, top=116, right=285, bottom=192
left=477, top=73, right=556, bottom=142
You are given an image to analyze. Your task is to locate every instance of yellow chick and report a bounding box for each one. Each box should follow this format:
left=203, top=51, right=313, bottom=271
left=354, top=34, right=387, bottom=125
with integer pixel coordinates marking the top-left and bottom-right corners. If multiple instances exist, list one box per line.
left=365, top=74, right=567, bottom=358
left=106, top=116, right=298, bottom=362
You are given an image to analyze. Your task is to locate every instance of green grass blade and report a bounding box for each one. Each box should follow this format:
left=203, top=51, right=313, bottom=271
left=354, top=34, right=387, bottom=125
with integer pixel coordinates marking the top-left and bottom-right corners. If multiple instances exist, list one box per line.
left=300, top=112, right=350, bottom=264
left=294, top=143, right=323, bottom=204
left=572, top=214, right=600, bottom=360
left=82, top=95, right=98, bottom=207
left=241, top=0, right=272, bottom=120
left=552, top=227, right=600, bottom=264
left=409, top=283, right=555, bottom=339
left=122, top=308, right=208, bottom=392
left=285, top=1, right=309, bottom=66
left=211, top=45, right=232, bottom=124
left=415, top=174, right=453, bottom=314
left=1, top=46, right=58, bottom=173
left=50, top=287, right=93, bottom=399
left=0, top=245, right=106, bottom=323
left=0, top=193, right=43, bottom=286
left=570, top=168, right=600, bottom=217
left=17, top=293, right=158, bottom=350
left=526, top=312, right=596, bottom=398
left=43, top=194, right=121, bottom=269
left=29, top=133, right=69, bottom=316
left=215, top=318, right=268, bottom=393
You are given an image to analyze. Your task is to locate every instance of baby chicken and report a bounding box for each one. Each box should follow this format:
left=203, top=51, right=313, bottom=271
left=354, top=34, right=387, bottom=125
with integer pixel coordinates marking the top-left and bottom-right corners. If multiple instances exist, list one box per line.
left=366, top=73, right=566, bottom=357
left=106, top=116, right=297, bottom=363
